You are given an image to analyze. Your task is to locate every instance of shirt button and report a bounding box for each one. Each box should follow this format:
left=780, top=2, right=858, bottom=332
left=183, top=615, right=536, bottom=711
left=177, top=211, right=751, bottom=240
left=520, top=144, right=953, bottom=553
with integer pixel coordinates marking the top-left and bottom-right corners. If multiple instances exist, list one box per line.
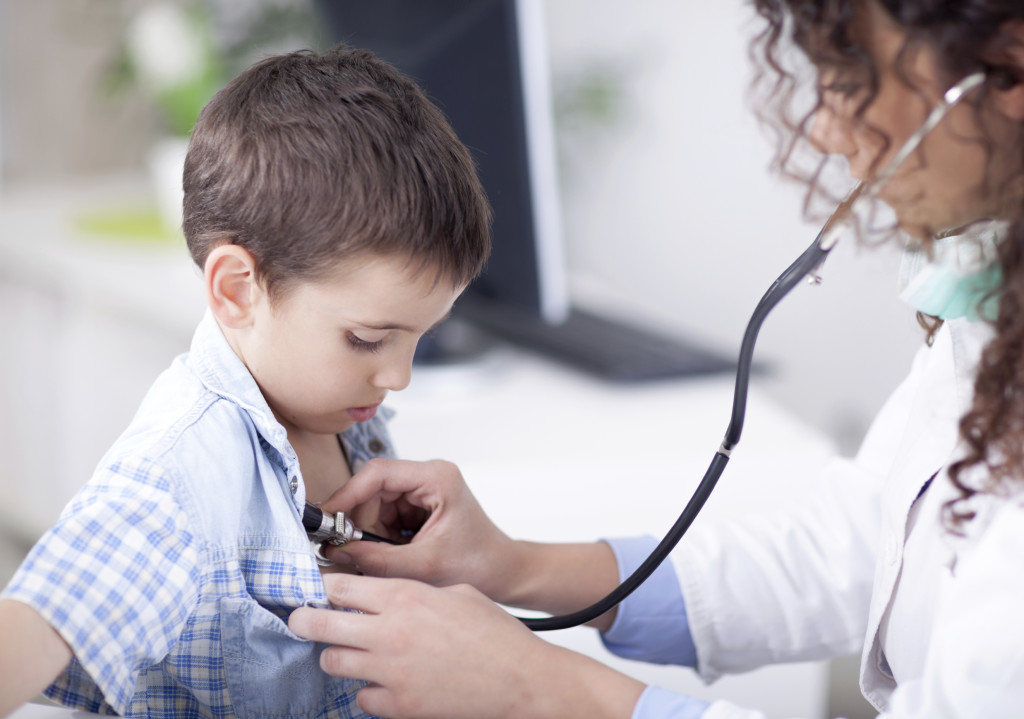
left=368, top=439, right=385, bottom=454
left=290, top=477, right=299, bottom=493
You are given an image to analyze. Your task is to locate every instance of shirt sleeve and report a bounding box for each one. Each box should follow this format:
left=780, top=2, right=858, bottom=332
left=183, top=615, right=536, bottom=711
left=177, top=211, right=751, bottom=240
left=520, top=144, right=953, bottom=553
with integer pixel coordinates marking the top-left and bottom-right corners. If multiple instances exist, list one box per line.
left=1, top=455, right=201, bottom=714
left=633, top=685, right=710, bottom=719
left=600, top=535, right=698, bottom=667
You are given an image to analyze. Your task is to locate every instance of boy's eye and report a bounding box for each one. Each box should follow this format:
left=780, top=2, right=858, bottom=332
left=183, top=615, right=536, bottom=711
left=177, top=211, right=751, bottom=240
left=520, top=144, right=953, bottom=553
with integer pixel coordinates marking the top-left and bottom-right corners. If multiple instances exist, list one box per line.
left=347, top=332, right=385, bottom=353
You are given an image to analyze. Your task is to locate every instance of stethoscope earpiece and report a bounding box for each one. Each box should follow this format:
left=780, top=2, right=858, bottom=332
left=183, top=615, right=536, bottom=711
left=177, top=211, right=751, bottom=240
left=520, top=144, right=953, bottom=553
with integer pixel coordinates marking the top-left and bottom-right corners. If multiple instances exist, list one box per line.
left=987, top=66, right=1022, bottom=91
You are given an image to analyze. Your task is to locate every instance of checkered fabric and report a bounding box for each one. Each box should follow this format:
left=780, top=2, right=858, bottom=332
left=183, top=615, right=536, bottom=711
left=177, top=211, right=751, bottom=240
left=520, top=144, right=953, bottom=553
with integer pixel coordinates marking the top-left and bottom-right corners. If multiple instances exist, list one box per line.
left=2, top=312, right=394, bottom=717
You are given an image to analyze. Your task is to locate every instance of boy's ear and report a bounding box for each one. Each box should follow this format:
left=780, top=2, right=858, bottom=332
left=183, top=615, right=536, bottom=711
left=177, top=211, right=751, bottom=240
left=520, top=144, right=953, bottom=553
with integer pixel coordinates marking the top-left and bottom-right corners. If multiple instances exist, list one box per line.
left=205, top=244, right=262, bottom=329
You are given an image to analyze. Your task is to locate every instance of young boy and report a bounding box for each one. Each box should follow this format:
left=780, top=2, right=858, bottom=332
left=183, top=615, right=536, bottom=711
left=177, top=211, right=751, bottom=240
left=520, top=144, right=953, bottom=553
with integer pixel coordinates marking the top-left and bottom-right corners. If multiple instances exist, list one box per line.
left=0, top=45, right=491, bottom=717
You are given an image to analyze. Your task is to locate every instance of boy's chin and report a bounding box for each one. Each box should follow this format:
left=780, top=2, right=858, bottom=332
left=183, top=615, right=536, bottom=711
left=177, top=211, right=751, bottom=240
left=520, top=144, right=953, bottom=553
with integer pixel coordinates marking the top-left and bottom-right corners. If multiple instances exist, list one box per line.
left=292, top=417, right=357, bottom=436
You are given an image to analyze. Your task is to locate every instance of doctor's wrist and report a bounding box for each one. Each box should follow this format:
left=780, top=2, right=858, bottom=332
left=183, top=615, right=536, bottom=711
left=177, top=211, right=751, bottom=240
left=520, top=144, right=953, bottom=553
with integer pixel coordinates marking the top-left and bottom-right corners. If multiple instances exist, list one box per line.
left=531, top=641, right=646, bottom=719
left=481, top=538, right=548, bottom=607
left=492, top=541, right=620, bottom=628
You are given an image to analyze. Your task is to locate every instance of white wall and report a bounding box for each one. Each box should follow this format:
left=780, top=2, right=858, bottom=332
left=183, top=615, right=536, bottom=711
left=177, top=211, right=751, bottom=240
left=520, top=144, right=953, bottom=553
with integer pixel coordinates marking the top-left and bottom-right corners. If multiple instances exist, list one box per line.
left=0, top=0, right=6, bottom=195
left=544, top=0, right=924, bottom=452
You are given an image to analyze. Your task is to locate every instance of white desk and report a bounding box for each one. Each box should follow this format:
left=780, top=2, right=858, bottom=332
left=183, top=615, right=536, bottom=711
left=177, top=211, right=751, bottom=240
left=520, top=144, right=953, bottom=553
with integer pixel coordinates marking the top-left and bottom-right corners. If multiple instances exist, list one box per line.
left=9, top=704, right=93, bottom=719
left=2, top=178, right=838, bottom=717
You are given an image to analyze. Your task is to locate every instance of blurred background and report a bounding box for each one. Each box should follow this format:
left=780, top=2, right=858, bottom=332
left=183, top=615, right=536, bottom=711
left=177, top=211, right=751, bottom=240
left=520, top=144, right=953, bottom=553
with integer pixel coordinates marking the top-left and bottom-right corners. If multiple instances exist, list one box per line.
left=0, top=1, right=923, bottom=716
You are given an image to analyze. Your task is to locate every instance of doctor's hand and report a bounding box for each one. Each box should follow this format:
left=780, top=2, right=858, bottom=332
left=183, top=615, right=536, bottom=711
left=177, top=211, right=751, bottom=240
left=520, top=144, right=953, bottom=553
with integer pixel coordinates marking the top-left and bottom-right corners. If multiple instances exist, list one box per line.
left=288, top=573, right=645, bottom=719
left=318, top=459, right=523, bottom=601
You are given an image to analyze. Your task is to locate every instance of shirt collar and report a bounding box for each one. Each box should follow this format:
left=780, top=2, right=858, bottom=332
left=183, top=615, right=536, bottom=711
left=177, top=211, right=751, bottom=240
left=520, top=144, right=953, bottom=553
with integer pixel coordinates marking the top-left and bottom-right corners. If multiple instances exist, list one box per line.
left=188, top=309, right=297, bottom=470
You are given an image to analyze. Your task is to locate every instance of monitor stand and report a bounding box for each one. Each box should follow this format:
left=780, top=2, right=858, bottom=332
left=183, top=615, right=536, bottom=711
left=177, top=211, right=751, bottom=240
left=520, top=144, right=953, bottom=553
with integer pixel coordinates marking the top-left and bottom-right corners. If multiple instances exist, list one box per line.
left=451, top=299, right=736, bottom=382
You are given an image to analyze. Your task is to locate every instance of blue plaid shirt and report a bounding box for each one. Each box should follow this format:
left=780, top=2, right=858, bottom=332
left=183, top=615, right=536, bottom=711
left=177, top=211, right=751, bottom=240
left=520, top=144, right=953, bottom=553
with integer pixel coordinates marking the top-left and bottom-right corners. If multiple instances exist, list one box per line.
left=2, top=311, right=393, bottom=717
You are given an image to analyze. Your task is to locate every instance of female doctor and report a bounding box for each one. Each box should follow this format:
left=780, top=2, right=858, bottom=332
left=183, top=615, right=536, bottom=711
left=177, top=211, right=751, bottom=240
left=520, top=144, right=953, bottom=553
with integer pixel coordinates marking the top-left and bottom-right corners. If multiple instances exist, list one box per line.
left=290, top=0, right=1024, bottom=716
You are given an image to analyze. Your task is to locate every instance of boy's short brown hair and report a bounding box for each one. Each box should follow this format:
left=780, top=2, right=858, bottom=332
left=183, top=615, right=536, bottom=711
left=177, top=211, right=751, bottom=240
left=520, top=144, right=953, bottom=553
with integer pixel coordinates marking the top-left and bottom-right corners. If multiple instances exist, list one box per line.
left=183, top=45, right=491, bottom=300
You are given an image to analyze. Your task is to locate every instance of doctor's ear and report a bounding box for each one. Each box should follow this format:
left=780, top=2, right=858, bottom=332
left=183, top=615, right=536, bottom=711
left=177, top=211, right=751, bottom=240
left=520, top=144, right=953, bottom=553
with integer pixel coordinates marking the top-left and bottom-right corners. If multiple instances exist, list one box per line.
left=988, top=65, right=1024, bottom=120
left=985, top=22, right=1024, bottom=120
left=204, top=243, right=263, bottom=329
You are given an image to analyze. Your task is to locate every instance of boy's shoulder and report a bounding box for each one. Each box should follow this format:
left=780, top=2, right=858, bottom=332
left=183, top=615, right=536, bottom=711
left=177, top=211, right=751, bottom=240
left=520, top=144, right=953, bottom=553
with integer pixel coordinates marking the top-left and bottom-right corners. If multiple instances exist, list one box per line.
left=94, top=316, right=286, bottom=494
left=111, top=313, right=282, bottom=469
left=111, top=351, right=250, bottom=463
left=82, top=349, right=298, bottom=547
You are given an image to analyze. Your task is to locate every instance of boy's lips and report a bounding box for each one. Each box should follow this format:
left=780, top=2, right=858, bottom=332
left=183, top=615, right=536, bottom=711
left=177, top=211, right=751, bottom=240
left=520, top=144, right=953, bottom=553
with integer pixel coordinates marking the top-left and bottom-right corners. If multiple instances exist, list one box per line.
left=346, top=402, right=382, bottom=422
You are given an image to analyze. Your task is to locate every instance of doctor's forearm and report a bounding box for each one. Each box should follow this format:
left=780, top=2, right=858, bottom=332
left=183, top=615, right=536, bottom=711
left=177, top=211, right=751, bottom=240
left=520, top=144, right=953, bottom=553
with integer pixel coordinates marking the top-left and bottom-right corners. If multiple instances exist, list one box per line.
left=496, top=540, right=621, bottom=630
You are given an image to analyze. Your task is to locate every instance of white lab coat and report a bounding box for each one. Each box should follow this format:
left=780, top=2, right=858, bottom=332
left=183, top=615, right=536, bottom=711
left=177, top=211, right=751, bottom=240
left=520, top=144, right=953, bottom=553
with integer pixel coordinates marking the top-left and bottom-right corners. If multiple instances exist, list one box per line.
left=672, top=317, right=1024, bottom=718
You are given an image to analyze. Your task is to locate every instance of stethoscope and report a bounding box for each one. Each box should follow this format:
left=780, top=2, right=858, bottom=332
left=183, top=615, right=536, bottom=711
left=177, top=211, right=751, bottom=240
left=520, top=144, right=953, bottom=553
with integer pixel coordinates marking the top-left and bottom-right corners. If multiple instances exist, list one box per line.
left=305, top=71, right=989, bottom=631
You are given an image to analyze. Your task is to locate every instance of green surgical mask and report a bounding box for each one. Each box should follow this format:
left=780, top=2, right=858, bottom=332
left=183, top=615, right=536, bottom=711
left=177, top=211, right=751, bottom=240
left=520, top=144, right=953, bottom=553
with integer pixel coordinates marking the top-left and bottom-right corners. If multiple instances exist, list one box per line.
left=898, top=222, right=1006, bottom=322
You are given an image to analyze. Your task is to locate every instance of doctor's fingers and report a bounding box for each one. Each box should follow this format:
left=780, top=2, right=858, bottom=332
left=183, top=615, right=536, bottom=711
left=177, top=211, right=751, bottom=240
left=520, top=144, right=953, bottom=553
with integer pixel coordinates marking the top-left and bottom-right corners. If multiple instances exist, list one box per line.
left=322, top=458, right=468, bottom=514
left=314, top=572, right=477, bottom=616
left=338, top=505, right=516, bottom=592
left=289, top=606, right=372, bottom=651
left=334, top=532, right=469, bottom=585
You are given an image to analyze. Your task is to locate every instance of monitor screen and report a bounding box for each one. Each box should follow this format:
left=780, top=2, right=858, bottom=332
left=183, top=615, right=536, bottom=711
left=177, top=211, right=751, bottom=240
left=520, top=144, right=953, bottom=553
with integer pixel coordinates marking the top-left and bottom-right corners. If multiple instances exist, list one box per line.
left=313, top=0, right=569, bottom=324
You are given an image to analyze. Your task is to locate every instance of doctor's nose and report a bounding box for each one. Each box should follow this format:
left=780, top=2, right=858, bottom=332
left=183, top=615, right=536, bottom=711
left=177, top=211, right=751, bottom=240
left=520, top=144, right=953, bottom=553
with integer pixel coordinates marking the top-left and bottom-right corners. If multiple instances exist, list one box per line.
left=809, top=103, right=857, bottom=158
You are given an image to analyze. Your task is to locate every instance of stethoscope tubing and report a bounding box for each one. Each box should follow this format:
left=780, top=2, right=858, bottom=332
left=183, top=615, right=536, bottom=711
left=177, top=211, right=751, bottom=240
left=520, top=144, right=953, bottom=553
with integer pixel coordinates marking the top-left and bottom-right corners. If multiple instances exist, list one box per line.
left=519, top=236, right=831, bottom=631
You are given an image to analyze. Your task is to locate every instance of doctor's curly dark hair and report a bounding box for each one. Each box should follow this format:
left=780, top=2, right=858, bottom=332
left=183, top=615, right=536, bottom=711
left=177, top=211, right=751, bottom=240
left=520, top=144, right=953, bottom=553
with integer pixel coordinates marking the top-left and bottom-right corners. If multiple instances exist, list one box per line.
left=748, top=0, right=1024, bottom=530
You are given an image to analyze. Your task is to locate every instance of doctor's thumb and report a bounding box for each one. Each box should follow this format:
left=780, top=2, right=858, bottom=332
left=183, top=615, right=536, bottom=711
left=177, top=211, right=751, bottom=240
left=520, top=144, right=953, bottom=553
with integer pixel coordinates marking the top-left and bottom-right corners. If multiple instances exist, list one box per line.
left=328, top=540, right=410, bottom=580
left=342, top=538, right=457, bottom=587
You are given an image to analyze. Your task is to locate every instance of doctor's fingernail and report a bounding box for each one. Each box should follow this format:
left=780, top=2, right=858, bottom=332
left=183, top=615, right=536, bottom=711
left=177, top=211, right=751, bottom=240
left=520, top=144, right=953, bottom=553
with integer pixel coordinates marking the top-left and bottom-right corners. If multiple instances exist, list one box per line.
left=328, top=550, right=353, bottom=565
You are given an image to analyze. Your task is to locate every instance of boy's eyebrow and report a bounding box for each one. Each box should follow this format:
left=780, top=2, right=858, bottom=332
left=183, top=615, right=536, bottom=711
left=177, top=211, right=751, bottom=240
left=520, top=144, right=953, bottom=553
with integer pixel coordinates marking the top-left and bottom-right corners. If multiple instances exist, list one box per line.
left=358, top=311, right=452, bottom=333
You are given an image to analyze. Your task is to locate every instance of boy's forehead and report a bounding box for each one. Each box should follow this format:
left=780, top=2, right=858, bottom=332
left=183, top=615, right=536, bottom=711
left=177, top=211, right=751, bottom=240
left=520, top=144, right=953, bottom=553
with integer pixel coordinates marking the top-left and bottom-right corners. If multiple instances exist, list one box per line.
left=313, top=252, right=462, bottom=297
left=309, top=261, right=463, bottom=332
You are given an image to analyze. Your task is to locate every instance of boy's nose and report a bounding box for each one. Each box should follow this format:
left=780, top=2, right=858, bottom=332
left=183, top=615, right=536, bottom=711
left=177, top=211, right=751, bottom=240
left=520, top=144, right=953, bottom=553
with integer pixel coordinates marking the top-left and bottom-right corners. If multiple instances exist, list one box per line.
left=371, top=358, right=412, bottom=392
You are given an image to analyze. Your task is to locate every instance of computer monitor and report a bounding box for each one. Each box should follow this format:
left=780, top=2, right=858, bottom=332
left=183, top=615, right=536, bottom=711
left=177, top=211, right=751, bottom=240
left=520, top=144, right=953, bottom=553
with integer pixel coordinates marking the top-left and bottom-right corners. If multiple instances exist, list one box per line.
left=314, top=0, right=733, bottom=381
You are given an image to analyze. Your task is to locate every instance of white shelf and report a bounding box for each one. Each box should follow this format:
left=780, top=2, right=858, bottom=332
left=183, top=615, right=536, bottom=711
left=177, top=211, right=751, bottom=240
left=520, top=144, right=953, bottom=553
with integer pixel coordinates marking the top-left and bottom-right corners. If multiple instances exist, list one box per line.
left=0, top=176, right=206, bottom=539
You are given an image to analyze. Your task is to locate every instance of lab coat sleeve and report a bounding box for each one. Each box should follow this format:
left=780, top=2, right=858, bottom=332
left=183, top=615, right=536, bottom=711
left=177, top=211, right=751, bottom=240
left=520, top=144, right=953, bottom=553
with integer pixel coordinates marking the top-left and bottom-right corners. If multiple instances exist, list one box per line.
left=673, top=339, right=934, bottom=682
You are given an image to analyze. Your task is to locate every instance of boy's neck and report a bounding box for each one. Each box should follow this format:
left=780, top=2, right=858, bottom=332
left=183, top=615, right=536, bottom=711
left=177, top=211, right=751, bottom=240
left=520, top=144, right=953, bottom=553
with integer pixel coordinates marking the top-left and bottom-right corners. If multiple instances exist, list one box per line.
left=287, top=430, right=353, bottom=505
